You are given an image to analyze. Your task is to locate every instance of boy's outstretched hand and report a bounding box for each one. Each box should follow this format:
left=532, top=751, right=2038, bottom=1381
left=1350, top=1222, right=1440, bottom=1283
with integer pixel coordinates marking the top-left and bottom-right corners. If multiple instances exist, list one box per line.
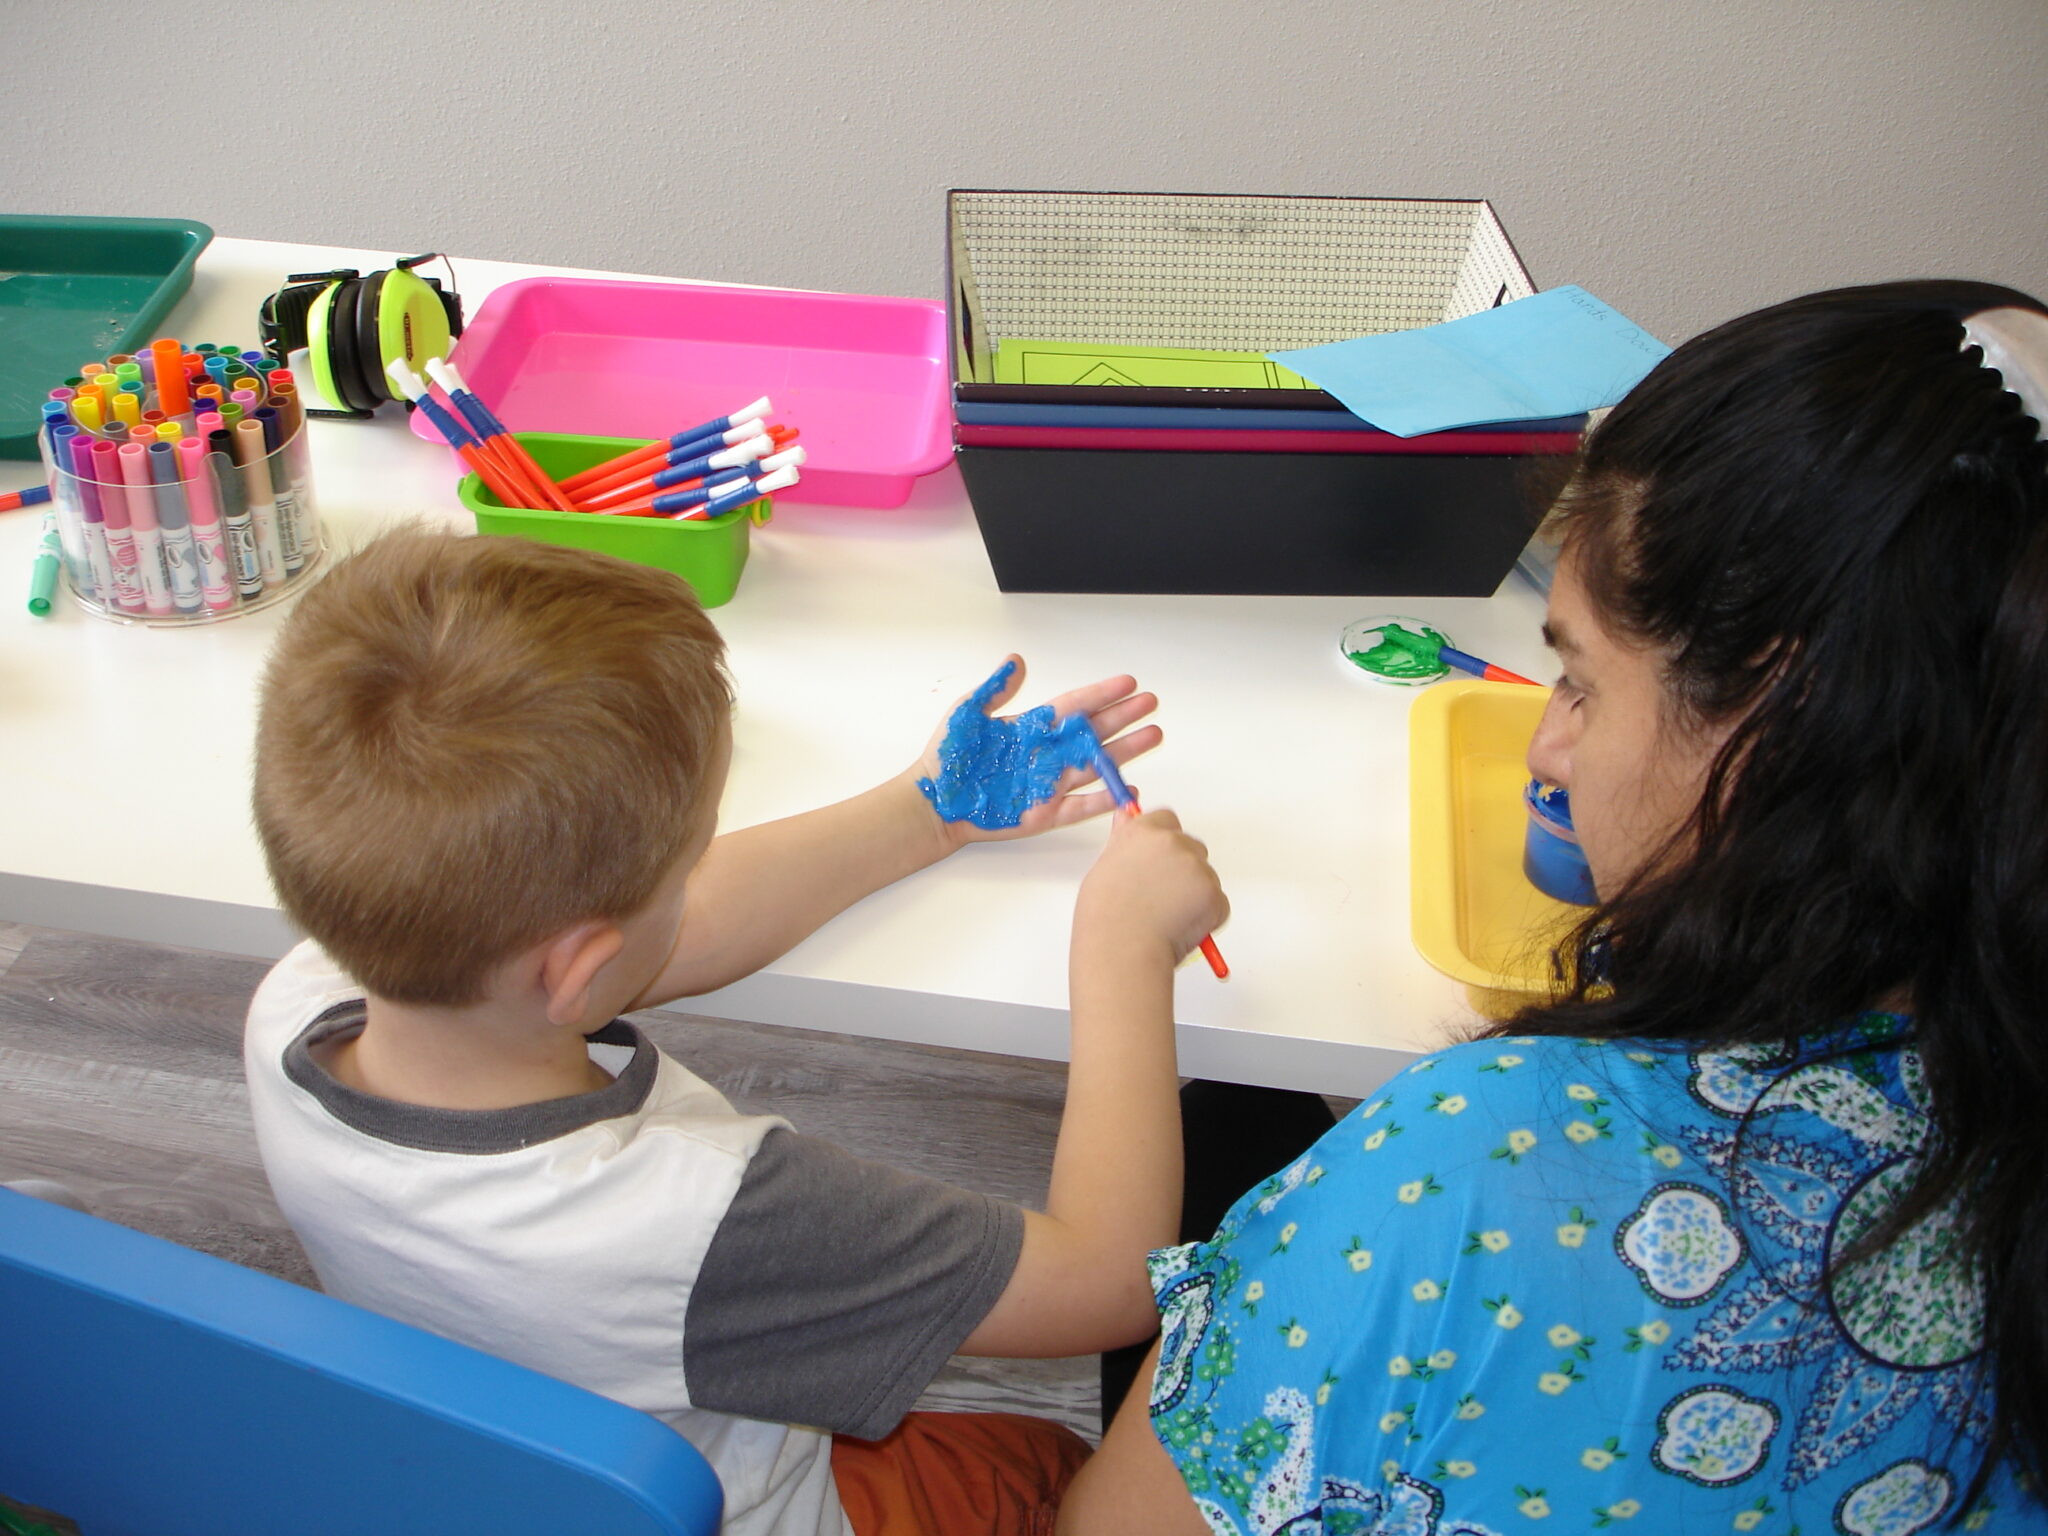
left=911, top=654, right=1161, bottom=847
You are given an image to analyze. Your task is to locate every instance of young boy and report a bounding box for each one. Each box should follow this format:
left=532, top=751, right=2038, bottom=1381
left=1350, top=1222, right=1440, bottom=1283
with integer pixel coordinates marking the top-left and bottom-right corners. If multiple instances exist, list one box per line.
left=243, top=530, right=1227, bottom=1536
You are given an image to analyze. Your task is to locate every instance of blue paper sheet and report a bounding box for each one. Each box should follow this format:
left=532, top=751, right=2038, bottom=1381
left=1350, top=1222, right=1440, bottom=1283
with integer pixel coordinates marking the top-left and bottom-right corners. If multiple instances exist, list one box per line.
left=1268, top=286, right=1670, bottom=438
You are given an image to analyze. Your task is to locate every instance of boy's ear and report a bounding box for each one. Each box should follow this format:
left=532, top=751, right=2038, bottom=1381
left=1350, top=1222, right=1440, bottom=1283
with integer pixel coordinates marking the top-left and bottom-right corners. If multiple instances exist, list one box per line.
left=538, top=921, right=627, bottom=1028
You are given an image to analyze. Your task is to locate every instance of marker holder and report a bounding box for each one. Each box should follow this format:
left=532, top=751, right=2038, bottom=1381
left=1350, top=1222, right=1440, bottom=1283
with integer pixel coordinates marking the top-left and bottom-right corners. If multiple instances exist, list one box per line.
left=46, top=423, right=323, bottom=627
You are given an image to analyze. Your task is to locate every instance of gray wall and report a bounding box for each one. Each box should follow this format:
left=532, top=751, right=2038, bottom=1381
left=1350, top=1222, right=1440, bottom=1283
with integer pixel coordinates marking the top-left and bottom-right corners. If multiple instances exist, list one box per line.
left=6, top=0, right=2044, bottom=344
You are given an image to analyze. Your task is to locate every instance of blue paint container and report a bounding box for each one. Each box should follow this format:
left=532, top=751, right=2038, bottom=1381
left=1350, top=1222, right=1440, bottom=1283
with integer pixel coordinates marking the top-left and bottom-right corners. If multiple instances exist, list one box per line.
left=1523, top=779, right=1598, bottom=906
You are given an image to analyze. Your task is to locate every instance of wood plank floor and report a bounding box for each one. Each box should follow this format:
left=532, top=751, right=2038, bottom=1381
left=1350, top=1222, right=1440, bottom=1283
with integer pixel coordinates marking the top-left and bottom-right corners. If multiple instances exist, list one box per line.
left=0, top=920, right=1206, bottom=1445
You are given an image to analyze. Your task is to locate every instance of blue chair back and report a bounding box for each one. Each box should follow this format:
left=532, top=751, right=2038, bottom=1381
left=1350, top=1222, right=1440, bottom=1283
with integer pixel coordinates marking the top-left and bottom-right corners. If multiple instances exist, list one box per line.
left=0, top=1189, right=722, bottom=1536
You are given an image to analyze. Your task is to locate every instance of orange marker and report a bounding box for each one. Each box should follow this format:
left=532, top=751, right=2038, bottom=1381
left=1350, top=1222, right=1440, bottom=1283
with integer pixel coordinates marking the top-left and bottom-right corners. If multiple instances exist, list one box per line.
left=152, top=338, right=189, bottom=416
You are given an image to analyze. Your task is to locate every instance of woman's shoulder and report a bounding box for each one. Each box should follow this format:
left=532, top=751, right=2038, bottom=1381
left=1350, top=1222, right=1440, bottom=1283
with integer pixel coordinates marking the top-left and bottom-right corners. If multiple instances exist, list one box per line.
left=1174, top=1035, right=1708, bottom=1279
left=1365, top=1014, right=1922, bottom=1151
left=1162, top=1034, right=1713, bottom=1372
left=1144, top=1016, right=2004, bottom=1536
left=1354, top=1031, right=1703, bottom=1160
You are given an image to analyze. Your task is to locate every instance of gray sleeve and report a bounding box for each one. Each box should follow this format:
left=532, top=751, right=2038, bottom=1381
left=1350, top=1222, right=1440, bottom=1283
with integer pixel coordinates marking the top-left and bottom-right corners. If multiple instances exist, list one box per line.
left=684, top=1126, right=1026, bottom=1440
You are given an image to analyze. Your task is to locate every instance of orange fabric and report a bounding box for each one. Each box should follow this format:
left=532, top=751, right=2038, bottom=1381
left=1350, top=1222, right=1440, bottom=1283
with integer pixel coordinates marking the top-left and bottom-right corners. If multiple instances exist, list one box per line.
left=832, top=1410, right=1092, bottom=1536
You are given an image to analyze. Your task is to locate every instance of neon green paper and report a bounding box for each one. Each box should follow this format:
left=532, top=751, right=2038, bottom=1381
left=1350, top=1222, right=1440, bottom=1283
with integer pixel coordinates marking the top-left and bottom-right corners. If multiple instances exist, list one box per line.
left=992, top=338, right=1318, bottom=390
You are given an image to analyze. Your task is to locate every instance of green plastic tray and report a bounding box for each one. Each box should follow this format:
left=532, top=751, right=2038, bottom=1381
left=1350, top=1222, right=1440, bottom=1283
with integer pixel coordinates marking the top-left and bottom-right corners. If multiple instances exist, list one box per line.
left=457, top=432, right=768, bottom=609
left=0, top=214, right=214, bottom=460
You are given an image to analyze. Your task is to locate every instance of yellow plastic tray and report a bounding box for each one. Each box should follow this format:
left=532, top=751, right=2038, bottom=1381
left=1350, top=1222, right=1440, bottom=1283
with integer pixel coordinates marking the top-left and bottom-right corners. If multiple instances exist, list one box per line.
left=1409, top=680, right=1582, bottom=1018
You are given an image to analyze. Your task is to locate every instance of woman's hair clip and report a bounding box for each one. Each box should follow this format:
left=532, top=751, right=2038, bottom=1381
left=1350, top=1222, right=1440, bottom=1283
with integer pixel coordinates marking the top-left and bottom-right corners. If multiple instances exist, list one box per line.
left=1961, top=306, right=2048, bottom=442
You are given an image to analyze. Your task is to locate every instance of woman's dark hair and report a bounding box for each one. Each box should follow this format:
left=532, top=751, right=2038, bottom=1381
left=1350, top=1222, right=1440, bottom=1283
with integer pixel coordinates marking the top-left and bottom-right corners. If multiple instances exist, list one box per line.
left=1504, top=280, right=2048, bottom=1503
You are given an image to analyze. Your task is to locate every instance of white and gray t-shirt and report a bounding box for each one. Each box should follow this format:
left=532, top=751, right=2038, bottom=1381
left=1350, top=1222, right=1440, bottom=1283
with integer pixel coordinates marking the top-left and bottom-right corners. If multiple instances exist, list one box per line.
left=244, top=942, right=1025, bottom=1536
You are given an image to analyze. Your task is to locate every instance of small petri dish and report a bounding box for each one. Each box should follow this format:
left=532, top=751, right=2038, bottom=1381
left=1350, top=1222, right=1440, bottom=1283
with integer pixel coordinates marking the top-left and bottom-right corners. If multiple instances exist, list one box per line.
left=1341, top=614, right=1451, bottom=686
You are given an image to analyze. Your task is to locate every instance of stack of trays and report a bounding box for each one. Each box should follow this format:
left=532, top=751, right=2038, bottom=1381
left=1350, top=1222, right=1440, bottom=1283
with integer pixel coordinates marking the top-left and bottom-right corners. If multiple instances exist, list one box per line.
left=946, top=190, right=1583, bottom=596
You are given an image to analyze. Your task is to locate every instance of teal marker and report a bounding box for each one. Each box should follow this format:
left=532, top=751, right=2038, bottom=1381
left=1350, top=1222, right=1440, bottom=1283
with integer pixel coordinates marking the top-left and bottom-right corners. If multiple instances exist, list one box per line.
left=27, top=511, right=62, bottom=615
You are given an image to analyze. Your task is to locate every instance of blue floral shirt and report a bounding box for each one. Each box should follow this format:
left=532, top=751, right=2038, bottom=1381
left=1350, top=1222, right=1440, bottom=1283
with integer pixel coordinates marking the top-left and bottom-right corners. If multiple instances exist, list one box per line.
left=1145, top=1018, right=2035, bottom=1535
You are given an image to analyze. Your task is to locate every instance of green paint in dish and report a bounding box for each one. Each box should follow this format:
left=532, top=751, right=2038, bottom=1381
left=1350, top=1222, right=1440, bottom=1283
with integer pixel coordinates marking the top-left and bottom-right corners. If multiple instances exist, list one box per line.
left=1341, top=615, right=1452, bottom=686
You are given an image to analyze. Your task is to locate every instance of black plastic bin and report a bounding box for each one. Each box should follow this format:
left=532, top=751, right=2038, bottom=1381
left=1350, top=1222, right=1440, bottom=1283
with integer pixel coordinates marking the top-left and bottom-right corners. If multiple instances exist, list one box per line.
left=947, top=189, right=1578, bottom=596
left=957, top=445, right=1546, bottom=597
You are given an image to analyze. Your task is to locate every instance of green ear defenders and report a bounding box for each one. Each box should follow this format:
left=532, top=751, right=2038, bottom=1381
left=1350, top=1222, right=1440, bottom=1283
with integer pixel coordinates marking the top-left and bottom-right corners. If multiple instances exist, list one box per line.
left=258, top=254, right=464, bottom=418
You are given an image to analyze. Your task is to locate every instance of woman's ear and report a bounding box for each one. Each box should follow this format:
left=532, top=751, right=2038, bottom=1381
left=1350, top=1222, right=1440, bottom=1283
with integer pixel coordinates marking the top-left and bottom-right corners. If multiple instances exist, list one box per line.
left=538, top=921, right=626, bottom=1028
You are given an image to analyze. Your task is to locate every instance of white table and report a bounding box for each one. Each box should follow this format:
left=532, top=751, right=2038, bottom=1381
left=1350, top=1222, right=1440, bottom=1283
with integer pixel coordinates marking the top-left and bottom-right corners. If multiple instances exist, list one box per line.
left=0, top=237, right=1556, bottom=1096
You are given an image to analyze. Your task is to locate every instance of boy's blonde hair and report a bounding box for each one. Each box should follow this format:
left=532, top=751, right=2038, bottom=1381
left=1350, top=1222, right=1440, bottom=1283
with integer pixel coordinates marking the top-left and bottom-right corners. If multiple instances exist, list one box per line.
left=254, top=530, right=731, bottom=1005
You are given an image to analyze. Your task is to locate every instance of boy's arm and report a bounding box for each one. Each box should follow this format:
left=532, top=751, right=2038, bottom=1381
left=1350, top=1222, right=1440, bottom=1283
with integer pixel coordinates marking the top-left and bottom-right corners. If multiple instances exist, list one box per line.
left=959, top=809, right=1226, bottom=1356
left=632, top=771, right=953, bottom=1006
left=1056, top=1338, right=1211, bottom=1536
left=630, top=660, right=1160, bottom=1006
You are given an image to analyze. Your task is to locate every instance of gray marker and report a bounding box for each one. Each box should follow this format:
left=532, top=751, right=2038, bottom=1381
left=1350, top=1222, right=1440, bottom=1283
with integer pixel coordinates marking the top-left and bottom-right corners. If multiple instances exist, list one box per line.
left=147, top=442, right=204, bottom=614
left=207, top=432, right=263, bottom=600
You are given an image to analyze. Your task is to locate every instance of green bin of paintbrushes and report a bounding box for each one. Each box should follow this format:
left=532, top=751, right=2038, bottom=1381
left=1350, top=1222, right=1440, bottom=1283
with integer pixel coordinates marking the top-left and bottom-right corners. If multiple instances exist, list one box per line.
left=457, top=432, right=769, bottom=608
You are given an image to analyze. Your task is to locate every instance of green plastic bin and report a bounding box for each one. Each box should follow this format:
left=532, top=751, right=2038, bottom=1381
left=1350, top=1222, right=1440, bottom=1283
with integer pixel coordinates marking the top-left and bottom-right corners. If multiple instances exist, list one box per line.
left=0, top=214, right=214, bottom=459
left=456, top=432, right=767, bottom=608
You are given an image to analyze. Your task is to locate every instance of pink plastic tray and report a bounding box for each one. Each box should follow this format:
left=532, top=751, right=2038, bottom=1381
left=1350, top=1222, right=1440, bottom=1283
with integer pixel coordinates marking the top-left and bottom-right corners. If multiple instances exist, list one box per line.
left=414, top=277, right=954, bottom=507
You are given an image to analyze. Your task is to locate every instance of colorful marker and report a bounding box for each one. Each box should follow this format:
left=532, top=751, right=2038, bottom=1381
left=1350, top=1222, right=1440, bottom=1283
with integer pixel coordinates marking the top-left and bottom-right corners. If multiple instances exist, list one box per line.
left=147, top=441, right=204, bottom=614
left=152, top=338, right=189, bottom=417
left=265, top=382, right=319, bottom=558
left=207, top=429, right=263, bottom=600
left=253, top=406, right=303, bottom=574
left=92, top=439, right=145, bottom=613
left=39, top=423, right=94, bottom=598
left=118, top=442, right=174, bottom=615
left=65, top=434, right=114, bottom=601
left=232, top=418, right=286, bottom=587
left=27, top=513, right=62, bottom=616
left=176, top=436, right=236, bottom=611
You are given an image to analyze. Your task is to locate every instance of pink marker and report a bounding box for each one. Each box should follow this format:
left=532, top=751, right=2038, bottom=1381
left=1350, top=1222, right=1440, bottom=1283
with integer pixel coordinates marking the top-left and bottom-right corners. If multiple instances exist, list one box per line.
left=92, top=439, right=145, bottom=614
left=175, top=436, right=236, bottom=611
left=118, top=442, right=173, bottom=616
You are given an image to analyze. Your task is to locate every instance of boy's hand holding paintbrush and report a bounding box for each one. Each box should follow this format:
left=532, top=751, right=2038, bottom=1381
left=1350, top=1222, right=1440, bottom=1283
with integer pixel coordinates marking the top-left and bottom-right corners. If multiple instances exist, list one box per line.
left=910, top=653, right=1230, bottom=975
left=1075, top=806, right=1229, bottom=974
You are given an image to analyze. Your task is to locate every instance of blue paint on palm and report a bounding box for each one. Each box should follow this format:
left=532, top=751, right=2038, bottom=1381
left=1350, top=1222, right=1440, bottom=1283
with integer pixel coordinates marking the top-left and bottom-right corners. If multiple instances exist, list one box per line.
left=917, top=660, right=1100, bottom=829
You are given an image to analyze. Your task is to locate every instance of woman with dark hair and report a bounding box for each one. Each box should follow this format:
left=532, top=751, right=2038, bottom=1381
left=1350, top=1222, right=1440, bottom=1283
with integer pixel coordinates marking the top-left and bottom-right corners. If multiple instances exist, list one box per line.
left=1060, top=281, right=2048, bottom=1534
